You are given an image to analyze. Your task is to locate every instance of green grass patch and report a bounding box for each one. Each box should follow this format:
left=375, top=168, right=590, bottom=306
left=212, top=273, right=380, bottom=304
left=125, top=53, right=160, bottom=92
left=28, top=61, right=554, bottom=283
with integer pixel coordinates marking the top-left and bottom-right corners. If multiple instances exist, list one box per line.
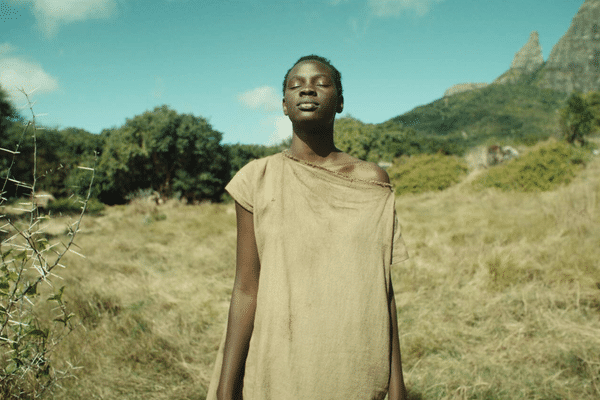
left=472, top=141, right=589, bottom=192
left=389, top=153, right=468, bottom=195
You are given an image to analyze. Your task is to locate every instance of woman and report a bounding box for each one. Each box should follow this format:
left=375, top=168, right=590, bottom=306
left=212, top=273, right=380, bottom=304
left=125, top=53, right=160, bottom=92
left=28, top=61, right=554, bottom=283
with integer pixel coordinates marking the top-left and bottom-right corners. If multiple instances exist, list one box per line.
left=208, top=55, right=409, bottom=400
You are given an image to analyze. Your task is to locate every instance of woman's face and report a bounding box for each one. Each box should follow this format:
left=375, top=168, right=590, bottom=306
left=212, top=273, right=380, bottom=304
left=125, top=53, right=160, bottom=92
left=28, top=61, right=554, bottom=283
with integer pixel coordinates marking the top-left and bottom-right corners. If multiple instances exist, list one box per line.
left=283, top=60, right=343, bottom=126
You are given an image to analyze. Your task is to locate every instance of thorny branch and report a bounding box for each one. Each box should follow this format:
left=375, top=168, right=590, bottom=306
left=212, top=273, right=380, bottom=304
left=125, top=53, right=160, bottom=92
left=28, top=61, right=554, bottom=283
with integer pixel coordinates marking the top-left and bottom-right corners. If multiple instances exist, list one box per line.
left=0, top=87, right=96, bottom=398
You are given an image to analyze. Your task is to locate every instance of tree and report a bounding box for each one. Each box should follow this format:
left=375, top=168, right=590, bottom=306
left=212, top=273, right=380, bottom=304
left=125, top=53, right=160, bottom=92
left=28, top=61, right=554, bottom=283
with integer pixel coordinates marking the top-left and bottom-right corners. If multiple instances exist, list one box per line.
left=97, top=105, right=229, bottom=204
left=583, top=91, right=600, bottom=133
left=560, top=92, right=594, bottom=145
left=53, top=128, right=105, bottom=198
left=224, top=143, right=279, bottom=180
left=0, top=85, right=22, bottom=132
left=1, top=86, right=22, bottom=195
left=334, top=116, right=429, bottom=161
left=1, top=86, right=30, bottom=199
left=334, top=117, right=379, bottom=161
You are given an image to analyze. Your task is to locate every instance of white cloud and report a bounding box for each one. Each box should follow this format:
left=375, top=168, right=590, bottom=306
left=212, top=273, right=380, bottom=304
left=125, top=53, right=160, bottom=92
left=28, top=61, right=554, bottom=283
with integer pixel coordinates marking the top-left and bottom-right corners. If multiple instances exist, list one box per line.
left=0, top=57, right=59, bottom=107
left=9, top=0, right=118, bottom=37
left=237, top=86, right=281, bottom=113
left=367, top=0, right=444, bottom=17
left=0, top=43, right=16, bottom=57
left=264, top=116, right=292, bottom=146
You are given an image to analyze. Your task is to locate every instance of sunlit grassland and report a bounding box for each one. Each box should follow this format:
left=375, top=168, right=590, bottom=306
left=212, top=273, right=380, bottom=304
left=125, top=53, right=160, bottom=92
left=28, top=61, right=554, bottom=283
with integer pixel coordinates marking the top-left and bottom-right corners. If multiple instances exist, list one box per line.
left=50, top=201, right=237, bottom=399
left=44, top=156, right=600, bottom=399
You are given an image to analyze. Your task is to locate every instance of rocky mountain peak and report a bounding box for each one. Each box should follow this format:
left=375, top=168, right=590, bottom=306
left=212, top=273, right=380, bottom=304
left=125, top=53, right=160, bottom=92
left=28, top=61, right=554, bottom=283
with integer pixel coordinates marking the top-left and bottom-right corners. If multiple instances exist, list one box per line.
left=536, top=0, right=600, bottom=93
left=444, top=1, right=600, bottom=98
left=511, top=31, right=544, bottom=72
left=495, top=31, right=544, bottom=84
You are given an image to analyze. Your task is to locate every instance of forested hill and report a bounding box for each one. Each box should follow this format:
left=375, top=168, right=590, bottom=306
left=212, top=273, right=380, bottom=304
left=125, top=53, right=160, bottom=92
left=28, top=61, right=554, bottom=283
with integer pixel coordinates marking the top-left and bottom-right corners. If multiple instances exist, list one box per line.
left=382, top=84, right=568, bottom=149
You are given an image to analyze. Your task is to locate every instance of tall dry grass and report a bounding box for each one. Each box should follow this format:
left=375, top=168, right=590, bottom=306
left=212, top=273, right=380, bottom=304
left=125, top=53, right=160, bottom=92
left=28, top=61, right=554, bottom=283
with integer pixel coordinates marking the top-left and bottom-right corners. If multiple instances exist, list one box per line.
left=45, top=155, right=599, bottom=399
left=393, top=154, right=600, bottom=399
left=51, top=201, right=237, bottom=399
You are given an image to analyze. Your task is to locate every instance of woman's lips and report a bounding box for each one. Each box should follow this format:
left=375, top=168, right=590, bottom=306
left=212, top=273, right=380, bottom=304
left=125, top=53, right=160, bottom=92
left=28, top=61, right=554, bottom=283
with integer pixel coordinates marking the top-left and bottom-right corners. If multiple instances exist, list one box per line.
left=297, top=102, right=318, bottom=111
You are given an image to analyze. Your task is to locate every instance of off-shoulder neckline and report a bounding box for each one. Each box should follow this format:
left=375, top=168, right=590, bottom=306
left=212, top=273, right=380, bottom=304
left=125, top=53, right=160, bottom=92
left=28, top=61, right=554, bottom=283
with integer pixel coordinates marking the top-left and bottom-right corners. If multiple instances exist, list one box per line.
left=280, top=150, right=393, bottom=189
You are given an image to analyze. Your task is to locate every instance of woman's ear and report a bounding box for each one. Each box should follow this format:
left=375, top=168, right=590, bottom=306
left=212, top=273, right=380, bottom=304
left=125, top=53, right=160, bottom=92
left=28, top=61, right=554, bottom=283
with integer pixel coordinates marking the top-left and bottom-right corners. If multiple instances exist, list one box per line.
left=282, top=98, right=288, bottom=116
left=337, top=95, right=344, bottom=114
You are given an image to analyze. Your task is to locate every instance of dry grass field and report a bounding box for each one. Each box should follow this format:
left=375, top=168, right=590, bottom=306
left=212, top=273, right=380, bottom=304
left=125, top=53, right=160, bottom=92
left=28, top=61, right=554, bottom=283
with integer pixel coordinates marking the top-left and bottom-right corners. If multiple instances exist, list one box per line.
left=28, top=154, right=600, bottom=399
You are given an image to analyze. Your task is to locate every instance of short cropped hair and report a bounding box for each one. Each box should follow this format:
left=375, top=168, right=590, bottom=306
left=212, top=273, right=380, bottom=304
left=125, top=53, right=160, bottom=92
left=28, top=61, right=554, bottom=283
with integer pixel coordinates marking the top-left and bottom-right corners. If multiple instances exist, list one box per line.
left=282, top=55, right=343, bottom=97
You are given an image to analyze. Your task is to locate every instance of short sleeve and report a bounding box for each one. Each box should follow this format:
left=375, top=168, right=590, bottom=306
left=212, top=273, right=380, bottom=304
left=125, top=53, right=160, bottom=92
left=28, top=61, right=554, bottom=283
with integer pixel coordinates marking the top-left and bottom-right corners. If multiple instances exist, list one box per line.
left=225, top=160, right=257, bottom=213
left=391, top=211, right=409, bottom=266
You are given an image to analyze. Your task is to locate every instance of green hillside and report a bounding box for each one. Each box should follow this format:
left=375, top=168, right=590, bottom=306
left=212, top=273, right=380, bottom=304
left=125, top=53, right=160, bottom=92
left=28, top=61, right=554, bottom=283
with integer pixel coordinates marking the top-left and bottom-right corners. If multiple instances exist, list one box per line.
left=379, top=83, right=569, bottom=154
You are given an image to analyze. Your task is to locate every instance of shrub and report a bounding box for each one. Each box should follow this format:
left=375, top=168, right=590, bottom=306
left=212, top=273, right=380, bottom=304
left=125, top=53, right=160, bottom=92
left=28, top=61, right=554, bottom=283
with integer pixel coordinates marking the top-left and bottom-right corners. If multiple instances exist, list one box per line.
left=388, top=153, right=468, bottom=195
left=472, top=141, right=589, bottom=192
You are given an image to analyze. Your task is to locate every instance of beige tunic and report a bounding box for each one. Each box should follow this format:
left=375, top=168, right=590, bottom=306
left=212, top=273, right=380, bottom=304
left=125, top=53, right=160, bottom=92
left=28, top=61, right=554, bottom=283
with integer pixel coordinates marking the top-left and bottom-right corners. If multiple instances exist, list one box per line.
left=207, top=151, right=408, bottom=400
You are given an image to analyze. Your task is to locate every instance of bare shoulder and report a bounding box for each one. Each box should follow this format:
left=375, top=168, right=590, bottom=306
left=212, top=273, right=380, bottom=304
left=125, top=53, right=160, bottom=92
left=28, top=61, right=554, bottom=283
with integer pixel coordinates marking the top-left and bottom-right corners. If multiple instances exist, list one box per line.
left=353, top=160, right=390, bottom=184
left=336, top=153, right=390, bottom=184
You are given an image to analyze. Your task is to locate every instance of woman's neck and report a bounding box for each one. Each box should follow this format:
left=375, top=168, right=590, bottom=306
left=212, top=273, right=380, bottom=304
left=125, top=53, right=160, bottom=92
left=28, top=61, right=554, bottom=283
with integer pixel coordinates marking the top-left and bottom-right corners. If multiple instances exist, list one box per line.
left=288, top=123, right=340, bottom=163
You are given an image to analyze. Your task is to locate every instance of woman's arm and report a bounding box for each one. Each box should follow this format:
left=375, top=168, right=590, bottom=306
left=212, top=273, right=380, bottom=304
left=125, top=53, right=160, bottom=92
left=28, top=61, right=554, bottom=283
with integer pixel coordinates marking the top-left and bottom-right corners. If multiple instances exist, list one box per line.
left=216, top=202, right=261, bottom=400
left=388, top=280, right=408, bottom=400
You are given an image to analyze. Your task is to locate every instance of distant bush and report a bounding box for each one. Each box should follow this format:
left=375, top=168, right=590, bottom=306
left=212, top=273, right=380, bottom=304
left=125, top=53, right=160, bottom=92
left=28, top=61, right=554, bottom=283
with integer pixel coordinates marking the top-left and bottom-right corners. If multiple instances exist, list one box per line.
left=388, top=153, right=468, bottom=195
left=47, top=197, right=105, bottom=215
left=472, top=141, right=589, bottom=192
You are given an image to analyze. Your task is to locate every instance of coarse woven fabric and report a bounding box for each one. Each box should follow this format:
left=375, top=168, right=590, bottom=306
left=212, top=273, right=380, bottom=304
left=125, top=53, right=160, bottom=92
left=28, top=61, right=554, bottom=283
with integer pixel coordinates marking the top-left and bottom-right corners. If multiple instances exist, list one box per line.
left=207, top=151, right=409, bottom=400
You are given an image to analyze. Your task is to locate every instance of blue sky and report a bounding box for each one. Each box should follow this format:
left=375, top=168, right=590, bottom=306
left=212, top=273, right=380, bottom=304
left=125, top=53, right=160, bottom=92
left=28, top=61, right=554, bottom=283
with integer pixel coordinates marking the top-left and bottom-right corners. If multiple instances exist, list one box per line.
left=1, top=0, right=583, bottom=145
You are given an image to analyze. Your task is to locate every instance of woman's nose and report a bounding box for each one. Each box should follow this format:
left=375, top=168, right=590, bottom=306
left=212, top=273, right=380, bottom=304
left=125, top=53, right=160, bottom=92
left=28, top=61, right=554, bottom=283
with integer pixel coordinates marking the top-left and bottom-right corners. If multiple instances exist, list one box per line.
left=300, top=86, right=316, bottom=96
